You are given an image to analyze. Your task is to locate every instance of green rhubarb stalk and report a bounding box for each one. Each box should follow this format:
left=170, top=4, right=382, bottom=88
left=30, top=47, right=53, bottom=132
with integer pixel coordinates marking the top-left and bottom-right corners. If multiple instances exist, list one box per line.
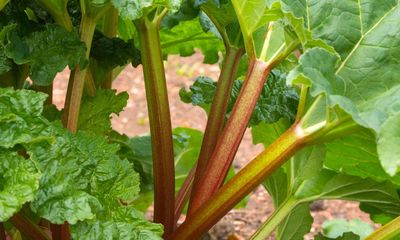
left=366, top=216, right=400, bottom=240
left=188, top=59, right=272, bottom=215
left=11, top=214, right=51, bottom=240
left=172, top=123, right=306, bottom=239
left=63, top=15, right=97, bottom=132
left=175, top=47, right=244, bottom=220
left=250, top=198, right=298, bottom=240
left=135, top=11, right=175, bottom=237
left=101, top=7, right=119, bottom=89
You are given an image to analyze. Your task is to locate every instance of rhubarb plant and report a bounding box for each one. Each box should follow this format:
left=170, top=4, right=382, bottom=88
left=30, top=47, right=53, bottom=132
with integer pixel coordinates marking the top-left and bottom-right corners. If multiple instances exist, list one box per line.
left=1, top=0, right=400, bottom=240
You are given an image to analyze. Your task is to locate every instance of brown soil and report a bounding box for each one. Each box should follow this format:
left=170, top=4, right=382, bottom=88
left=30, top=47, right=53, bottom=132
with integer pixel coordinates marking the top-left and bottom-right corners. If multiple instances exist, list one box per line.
left=54, top=53, right=374, bottom=239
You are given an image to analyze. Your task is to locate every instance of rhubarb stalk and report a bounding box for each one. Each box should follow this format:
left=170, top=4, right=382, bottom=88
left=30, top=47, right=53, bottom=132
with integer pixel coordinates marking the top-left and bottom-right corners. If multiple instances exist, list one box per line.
left=175, top=47, right=244, bottom=220
left=135, top=10, right=175, bottom=237
left=188, top=59, right=272, bottom=214
left=173, top=123, right=306, bottom=239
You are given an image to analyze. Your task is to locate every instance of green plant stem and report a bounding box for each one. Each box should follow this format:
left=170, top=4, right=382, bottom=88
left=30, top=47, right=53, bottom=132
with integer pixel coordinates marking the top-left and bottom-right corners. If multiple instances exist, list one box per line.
left=0, top=223, right=6, bottom=240
left=188, top=59, right=272, bottom=215
left=366, top=216, right=400, bottom=240
left=250, top=198, right=298, bottom=240
left=101, top=7, right=119, bottom=89
left=63, top=16, right=97, bottom=132
left=173, top=124, right=306, bottom=239
left=10, top=214, right=51, bottom=240
left=135, top=15, right=175, bottom=238
left=296, top=85, right=308, bottom=121
left=175, top=47, right=244, bottom=219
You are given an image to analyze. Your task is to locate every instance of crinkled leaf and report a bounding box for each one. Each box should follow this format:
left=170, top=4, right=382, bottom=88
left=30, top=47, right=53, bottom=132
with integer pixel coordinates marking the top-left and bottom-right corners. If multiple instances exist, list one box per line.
left=0, top=88, right=160, bottom=237
left=160, top=18, right=224, bottom=64
left=4, top=24, right=86, bottom=86
left=0, top=88, right=50, bottom=148
left=322, top=219, right=373, bottom=240
left=0, top=150, right=41, bottom=221
left=161, top=0, right=199, bottom=29
left=71, top=205, right=163, bottom=240
left=180, top=70, right=298, bottom=126
left=78, top=89, right=129, bottom=135
left=91, top=31, right=141, bottom=70
left=113, top=0, right=182, bottom=20
left=230, top=71, right=298, bottom=126
left=29, top=129, right=140, bottom=224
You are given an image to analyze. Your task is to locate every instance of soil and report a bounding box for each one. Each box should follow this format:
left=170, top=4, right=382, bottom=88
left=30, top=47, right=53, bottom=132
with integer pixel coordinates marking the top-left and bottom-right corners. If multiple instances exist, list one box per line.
left=53, top=53, right=375, bottom=239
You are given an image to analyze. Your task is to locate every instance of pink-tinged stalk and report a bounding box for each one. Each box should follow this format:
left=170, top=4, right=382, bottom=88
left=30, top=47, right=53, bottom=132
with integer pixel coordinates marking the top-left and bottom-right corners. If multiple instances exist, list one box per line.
left=63, top=16, right=97, bottom=132
left=188, top=59, right=271, bottom=215
left=11, top=214, right=51, bottom=240
left=135, top=17, right=175, bottom=238
left=172, top=124, right=306, bottom=239
left=191, top=47, right=244, bottom=190
left=175, top=47, right=244, bottom=221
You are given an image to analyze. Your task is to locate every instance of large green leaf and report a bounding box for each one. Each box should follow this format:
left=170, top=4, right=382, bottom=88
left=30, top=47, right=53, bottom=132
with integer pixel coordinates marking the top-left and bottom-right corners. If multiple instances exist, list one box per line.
left=0, top=150, right=41, bottom=221
left=279, top=0, right=397, bottom=59
left=0, top=88, right=161, bottom=237
left=4, top=24, right=86, bottom=86
left=78, top=89, right=129, bottom=135
left=160, top=18, right=224, bottom=64
left=287, top=2, right=400, bottom=175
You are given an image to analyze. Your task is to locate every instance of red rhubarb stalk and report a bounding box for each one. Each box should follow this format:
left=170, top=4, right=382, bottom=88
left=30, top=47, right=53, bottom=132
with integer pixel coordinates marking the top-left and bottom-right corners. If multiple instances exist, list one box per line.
left=173, top=124, right=306, bottom=239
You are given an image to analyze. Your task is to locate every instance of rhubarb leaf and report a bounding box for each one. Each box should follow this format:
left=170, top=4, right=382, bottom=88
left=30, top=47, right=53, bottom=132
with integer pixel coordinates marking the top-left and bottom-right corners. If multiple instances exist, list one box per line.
left=0, top=150, right=41, bottom=222
left=160, top=18, right=224, bottom=64
left=180, top=70, right=298, bottom=125
left=325, top=129, right=400, bottom=186
left=78, top=89, right=129, bottom=136
left=71, top=207, right=163, bottom=240
left=4, top=24, right=86, bottom=86
left=286, top=2, right=400, bottom=175
left=0, top=88, right=50, bottom=148
left=28, top=129, right=140, bottom=224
